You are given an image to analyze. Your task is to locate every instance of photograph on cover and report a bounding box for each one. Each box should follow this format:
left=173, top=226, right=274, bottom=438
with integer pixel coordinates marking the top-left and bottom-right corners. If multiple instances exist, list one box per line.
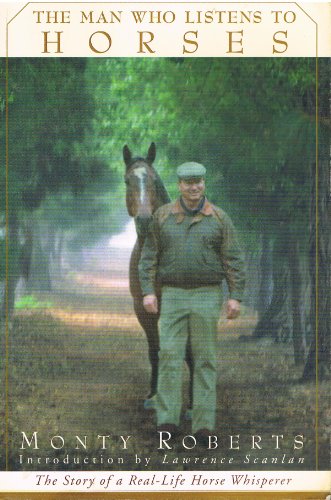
left=1, top=56, right=329, bottom=480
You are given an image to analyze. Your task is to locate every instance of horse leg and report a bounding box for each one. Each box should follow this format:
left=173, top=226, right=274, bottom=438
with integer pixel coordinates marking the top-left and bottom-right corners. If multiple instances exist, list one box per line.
left=133, top=298, right=159, bottom=400
left=147, top=332, right=159, bottom=399
left=185, top=338, right=194, bottom=420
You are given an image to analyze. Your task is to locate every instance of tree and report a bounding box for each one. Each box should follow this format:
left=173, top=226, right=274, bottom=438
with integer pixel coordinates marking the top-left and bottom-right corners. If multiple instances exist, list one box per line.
left=302, top=58, right=330, bottom=380
left=1, top=59, right=108, bottom=317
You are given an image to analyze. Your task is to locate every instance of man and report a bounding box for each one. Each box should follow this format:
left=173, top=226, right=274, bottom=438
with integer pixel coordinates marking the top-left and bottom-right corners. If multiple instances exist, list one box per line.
left=139, top=162, right=245, bottom=444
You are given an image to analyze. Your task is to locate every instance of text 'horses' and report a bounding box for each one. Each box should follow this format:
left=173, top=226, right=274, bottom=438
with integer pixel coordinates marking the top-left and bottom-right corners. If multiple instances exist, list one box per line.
left=123, top=143, right=193, bottom=412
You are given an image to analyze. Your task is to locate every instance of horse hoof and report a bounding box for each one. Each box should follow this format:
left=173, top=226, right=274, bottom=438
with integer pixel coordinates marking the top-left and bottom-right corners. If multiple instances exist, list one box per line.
left=184, top=408, right=193, bottom=421
left=143, top=396, right=156, bottom=411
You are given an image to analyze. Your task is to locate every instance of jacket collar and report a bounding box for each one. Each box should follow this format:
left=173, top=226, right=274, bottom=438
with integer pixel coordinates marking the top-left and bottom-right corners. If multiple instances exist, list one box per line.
left=171, top=197, right=214, bottom=216
left=171, top=197, right=214, bottom=223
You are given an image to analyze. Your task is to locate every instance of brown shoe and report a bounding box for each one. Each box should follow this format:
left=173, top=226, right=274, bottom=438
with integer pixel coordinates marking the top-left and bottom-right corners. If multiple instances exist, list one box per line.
left=194, top=428, right=213, bottom=447
left=157, top=423, right=180, bottom=437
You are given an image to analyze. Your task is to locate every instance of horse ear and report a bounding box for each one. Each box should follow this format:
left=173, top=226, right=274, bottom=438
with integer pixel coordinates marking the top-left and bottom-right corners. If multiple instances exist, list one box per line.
left=123, top=145, right=132, bottom=168
left=147, top=142, right=156, bottom=164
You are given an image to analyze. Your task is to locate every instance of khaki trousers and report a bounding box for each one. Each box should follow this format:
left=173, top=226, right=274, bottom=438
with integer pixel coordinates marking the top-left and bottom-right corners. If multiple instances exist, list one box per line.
left=156, top=285, right=222, bottom=433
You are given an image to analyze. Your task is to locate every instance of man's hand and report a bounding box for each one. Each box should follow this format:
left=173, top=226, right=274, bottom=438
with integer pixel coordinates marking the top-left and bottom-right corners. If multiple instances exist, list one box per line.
left=226, top=299, right=240, bottom=319
left=143, top=294, right=158, bottom=314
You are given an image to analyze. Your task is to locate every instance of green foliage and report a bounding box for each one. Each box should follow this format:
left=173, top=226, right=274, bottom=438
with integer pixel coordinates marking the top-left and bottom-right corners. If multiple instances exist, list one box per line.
left=2, top=57, right=323, bottom=257
left=2, top=58, right=121, bottom=258
left=5, top=59, right=109, bottom=213
left=89, top=58, right=317, bottom=240
left=0, top=231, right=22, bottom=280
left=15, top=295, right=53, bottom=310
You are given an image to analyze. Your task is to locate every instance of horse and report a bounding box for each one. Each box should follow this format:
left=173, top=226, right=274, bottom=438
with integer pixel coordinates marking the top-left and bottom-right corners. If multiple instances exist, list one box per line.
left=123, top=143, right=193, bottom=414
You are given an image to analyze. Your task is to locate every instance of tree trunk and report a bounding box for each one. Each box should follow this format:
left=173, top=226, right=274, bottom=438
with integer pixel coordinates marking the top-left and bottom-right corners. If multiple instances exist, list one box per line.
left=241, top=247, right=259, bottom=311
left=288, top=234, right=306, bottom=364
left=27, top=218, right=52, bottom=292
left=303, top=155, right=330, bottom=380
left=302, top=59, right=330, bottom=381
left=14, top=221, right=33, bottom=301
left=256, top=232, right=273, bottom=317
left=50, top=229, right=66, bottom=284
left=1, top=211, right=20, bottom=320
left=252, top=233, right=291, bottom=340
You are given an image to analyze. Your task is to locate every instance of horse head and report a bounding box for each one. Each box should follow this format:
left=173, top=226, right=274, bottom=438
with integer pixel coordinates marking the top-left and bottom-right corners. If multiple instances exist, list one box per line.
left=123, top=143, right=170, bottom=239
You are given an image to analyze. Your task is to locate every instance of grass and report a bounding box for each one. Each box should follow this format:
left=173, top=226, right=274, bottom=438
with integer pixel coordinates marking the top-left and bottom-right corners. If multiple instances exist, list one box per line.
left=14, top=294, right=53, bottom=310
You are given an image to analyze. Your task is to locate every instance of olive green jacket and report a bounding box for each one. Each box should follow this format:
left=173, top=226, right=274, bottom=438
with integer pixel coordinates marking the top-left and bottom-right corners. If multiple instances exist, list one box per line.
left=138, top=198, right=245, bottom=301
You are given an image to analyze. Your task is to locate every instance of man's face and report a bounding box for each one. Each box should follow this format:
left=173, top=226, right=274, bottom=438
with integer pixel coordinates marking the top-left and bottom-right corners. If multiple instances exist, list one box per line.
left=178, top=177, right=205, bottom=203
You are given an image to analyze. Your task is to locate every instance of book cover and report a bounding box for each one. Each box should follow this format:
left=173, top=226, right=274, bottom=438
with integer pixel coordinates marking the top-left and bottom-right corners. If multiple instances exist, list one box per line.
left=0, top=1, right=330, bottom=498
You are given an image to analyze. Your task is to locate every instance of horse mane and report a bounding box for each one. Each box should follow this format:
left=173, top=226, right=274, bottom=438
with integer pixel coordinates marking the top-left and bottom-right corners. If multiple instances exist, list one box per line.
left=153, top=170, right=171, bottom=205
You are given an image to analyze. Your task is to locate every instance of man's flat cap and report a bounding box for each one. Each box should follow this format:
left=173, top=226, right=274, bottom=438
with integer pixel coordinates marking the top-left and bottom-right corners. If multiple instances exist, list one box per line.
left=176, top=162, right=206, bottom=179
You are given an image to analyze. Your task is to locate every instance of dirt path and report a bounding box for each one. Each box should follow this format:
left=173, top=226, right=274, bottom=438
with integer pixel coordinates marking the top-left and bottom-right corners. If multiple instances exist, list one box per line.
left=6, top=247, right=329, bottom=471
